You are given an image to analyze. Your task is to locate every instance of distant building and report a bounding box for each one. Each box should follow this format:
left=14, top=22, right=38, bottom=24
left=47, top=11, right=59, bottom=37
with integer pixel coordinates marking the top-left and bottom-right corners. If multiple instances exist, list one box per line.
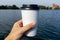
left=52, top=4, right=59, bottom=9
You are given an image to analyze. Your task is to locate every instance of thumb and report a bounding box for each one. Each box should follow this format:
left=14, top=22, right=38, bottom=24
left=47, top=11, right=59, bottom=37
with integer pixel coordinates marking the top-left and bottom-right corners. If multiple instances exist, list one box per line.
left=21, top=22, right=36, bottom=33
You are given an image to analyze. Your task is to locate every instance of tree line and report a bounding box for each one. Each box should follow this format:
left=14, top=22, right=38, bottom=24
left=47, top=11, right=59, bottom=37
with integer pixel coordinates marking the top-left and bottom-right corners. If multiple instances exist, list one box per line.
left=39, top=5, right=52, bottom=10
left=0, top=5, right=19, bottom=9
left=0, top=5, right=60, bottom=10
left=39, top=5, right=60, bottom=10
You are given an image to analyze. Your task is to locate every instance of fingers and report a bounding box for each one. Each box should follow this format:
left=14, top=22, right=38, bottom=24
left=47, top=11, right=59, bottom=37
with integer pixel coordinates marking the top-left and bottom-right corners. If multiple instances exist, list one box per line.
left=14, top=20, right=36, bottom=34
left=16, top=20, right=22, bottom=25
left=21, top=22, right=36, bottom=33
left=15, top=19, right=23, bottom=27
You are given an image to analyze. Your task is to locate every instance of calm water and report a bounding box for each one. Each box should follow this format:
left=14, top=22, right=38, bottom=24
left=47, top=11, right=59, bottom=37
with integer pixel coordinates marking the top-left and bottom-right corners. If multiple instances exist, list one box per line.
left=0, top=10, right=60, bottom=40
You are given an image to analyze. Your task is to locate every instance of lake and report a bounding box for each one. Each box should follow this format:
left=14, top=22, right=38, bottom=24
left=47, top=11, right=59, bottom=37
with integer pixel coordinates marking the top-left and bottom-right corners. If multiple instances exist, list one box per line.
left=0, top=10, right=60, bottom=40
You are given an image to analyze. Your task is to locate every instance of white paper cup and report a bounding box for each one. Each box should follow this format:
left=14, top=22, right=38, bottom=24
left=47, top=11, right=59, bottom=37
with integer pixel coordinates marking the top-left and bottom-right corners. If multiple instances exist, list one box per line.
left=20, top=4, right=39, bottom=37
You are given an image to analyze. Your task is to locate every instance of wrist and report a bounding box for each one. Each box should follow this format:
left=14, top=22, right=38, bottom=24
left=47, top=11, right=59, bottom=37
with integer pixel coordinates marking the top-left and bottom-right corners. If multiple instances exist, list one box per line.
left=4, top=35, right=12, bottom=40
left=4, top=34, right=20, bottom=40
left=5, top=33, right=14, bottom=40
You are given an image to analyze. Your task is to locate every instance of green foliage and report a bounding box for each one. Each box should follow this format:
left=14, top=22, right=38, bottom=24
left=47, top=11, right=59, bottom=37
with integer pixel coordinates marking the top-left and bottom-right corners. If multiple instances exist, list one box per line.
left=39, top=5, right=47, bottom=9
left=53, top=7, right=60, bottom=10
left=0, top=5, right=19, bottom=9
left=10, top=5, right=19, bottom=9
left=39, top=5, right=60, bottom=10
left=0, top=5, right=60, bottom=10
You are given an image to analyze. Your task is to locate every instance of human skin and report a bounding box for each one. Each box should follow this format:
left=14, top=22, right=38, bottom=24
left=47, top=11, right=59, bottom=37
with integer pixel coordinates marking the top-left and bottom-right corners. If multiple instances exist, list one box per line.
left=4, top=20, right=36, bottom=40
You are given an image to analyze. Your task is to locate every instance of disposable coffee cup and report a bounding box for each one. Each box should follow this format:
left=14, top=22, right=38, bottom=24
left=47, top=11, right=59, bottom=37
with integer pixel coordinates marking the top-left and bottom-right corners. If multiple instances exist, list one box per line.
left=20, top=4, right=39, bottom=37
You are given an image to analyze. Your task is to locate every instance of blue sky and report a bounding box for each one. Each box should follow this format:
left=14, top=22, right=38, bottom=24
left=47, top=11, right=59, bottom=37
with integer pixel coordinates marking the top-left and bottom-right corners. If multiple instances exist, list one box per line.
left=0, top=0, right=60, bottom=7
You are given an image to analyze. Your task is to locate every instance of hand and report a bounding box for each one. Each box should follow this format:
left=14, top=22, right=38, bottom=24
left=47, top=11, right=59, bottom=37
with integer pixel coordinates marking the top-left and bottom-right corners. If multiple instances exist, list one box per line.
left=5, top=20, right=36, bottom=40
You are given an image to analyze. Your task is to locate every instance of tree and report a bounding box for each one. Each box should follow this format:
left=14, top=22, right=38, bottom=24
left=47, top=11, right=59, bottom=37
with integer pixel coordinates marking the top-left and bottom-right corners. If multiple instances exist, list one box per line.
left=0, top=5, right=19, bottom=9
left=39, top=5, right=48, bottom=9
left=11, top=5, right=19, bottom=9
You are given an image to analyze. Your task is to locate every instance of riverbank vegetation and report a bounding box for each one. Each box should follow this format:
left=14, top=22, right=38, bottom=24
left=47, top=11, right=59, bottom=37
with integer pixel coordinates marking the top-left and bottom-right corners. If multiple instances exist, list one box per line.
left=0, top=5, right=19, bottom=9
left=39, top=5, right=52, bottom=10
left=0, top=5, right=60, bottom=10
left=39, top=5, right=60, bottom=10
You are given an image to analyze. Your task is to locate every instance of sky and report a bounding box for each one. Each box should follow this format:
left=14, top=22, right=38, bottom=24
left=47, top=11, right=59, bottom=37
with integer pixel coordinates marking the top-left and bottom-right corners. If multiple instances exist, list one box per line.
left=0, top=0, right=60, bottom=7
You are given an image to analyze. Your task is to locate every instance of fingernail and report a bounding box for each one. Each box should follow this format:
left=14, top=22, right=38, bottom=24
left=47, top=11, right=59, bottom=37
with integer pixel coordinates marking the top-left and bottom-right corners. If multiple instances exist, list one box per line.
left=30, top=22, right=36, bottom=27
